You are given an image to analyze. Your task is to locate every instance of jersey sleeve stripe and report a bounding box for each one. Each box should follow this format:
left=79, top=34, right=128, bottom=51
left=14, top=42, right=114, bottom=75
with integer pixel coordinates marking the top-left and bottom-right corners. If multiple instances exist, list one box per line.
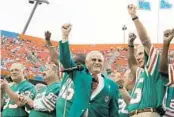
left=42, top=97, right=54, bottom=111
left=40, top=100, right=52, bottom=112
left=136, top=67, right=142, bottom=82
left=146, top=46, right=154, bottom=69
left=167, top=64, right=174, bottom=86
left=164, top=108, right=174, bottom=117
left=149, top=46, right=155, bottom=59
left=148, top=52, right=158, bottom=75
left=43, top=96, right=55, bottom=108
left=146, top=45, right=159, bottom=75
left=45, top=96, right=55, bottom=107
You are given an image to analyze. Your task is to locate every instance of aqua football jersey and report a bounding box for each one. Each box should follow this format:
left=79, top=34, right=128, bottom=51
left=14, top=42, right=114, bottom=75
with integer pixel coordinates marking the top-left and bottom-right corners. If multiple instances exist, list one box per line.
left=163, top=64, right=174, bottom=117
left=2, top=80, right=36, bottom=117
left=118, top=92, right=131, bottom=117
left=128, top=46, right=167, bottom=112
left=29, top=82, right=61, bottom=117
left=163, top=87, right=174, bottom=117
left=56, top=77, right=75, bottom=117
left=166, top=64, right=174, bottom=87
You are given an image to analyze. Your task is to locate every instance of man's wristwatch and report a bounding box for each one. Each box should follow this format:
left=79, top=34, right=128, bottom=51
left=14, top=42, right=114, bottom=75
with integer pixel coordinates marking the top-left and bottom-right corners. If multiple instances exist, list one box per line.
left=119, top=84, right=124, bottom=89
left=128, top=44, right=134, bottom=48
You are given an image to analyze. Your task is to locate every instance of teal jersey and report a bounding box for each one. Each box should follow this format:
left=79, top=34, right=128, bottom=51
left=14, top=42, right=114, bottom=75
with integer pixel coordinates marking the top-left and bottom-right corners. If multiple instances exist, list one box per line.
left=2, top=80, right=36, bottom=117
left=166, top=64, right=174, bottom=86
left=163, top=87, right=174, bottom=117
left=29, top=82, right=61, bottom=117
left=56, top=77, right=75, bottom=117
left=163, top=64, right=174, bottom=117
left=58, top=41, right=93, bottom=117
left=128, top=46, right=167, bottom=112
left=118, top=92, right=131, bottom=117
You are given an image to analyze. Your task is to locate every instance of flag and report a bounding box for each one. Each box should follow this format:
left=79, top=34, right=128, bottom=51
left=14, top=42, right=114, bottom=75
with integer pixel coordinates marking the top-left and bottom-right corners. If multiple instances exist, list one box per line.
left=160, top=0, right=172, bottom=9
left=138, top=0, right=151, bottom=10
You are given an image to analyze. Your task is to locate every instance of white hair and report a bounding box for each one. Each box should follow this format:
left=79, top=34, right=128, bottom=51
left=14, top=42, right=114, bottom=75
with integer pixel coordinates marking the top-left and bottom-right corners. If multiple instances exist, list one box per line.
left=86, top=51, right=104, bottom=61
left=10, top=62, right=25, bottom=72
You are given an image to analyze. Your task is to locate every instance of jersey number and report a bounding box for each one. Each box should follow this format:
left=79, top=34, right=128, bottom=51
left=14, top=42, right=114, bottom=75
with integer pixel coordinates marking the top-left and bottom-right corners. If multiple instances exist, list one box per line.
left=118, top=99, right=128, bottom=114
left=170, top=99, right=174, bottom=109
left=60, top=85, right=74, bottom=100
left=130, top=78, right=144, bottom=104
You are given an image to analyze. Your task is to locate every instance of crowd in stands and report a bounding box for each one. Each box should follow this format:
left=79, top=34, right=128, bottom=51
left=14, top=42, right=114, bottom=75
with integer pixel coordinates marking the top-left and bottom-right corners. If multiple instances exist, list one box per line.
left=1, top=34, right=174, bottom=80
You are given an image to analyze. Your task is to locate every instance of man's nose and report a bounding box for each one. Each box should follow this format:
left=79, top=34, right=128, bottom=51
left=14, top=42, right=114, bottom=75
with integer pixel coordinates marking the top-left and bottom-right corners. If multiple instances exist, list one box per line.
left=95, top=60, right=100, bottom=63
left=11, top=71, right=16, bottom=74
left=136, top=56, right=140, bottom=60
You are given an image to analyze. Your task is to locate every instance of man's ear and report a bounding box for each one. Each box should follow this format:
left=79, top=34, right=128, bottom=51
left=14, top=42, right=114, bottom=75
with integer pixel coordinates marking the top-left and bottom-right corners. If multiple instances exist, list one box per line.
left=23, top=70, right=26, bottom=77
left=85, top=60, right=87, bottom=65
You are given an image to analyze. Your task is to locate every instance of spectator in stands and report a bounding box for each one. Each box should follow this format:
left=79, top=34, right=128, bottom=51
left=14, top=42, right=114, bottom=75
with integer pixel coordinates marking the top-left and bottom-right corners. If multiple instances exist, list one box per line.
left=57, top=23, right=119, bottom=117
left=159, top=29, right=174, bottom=117
left=1, top=63, right=36, bottom=117
left=20, top=63, right=61, bottom=117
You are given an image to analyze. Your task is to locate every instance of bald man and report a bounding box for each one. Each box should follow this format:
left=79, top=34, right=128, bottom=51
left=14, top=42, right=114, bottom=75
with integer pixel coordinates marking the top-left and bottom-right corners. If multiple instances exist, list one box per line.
left=1, top=63, right=36, bottom=117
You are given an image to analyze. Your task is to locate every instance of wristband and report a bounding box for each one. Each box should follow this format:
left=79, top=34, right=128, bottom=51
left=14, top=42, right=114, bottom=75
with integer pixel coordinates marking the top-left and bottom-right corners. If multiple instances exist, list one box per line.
left=119, top=85, right=124, bottom=89
left=132, top=16, right=138, bottom=21
left=128, top=44, right=134, bottom=48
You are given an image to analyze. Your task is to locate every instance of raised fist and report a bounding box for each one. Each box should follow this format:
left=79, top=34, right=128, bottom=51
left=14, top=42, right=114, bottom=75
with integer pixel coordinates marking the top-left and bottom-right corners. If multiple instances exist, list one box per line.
left=128, top=33, right=137, bottom=44
left=45, top=31, right=51, bottom=41
left=163, top=29, right=174, bottom=44
left=61, top=23, right=72, bottom=37
left=128, top=4, right=137, bottom=18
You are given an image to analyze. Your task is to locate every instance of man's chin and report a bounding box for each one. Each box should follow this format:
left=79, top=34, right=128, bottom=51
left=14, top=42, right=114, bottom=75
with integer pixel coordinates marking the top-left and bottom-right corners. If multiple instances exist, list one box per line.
left=11, top=77, right=17, bottom=81
left=138, top=62, right=144, bottom=68
left=92, top=71, right=100, bottom=74
left=140, top=64, right=144, bottom=68
left=44, top=79, right=47, bottom=82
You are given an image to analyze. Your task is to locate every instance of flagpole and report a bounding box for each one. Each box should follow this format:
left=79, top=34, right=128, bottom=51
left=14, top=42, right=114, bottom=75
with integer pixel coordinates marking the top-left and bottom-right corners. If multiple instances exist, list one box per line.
left=122, top=25, right=127, bottom=44
left=157, top=0, right=160, bottom=43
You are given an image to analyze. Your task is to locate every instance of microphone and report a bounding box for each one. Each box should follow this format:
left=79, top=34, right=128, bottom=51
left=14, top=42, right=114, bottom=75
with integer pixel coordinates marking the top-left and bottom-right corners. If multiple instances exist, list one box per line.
left=61, top=65, right=84, bottom=72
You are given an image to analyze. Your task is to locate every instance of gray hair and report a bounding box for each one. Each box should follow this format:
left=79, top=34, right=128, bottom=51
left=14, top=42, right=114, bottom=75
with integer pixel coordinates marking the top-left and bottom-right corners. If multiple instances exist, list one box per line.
left=86, top=51, right=104, bottom=61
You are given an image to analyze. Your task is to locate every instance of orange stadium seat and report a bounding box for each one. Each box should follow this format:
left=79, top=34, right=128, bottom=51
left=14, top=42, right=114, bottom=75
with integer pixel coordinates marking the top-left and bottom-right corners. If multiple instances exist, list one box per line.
left=1, top=33, right=174, bottom=80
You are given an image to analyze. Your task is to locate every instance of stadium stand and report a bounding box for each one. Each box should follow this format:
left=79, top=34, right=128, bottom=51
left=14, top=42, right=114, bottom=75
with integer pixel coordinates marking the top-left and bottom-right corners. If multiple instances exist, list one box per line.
left=1, top=30, right=174, bottom=81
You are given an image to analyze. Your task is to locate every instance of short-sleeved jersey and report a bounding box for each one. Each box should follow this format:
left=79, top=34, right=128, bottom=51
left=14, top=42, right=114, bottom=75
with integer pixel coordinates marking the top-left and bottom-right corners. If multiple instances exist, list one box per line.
left=2, top=80, right=36, bottom=117
left=163, top=87, right=174, bottom=117
left=56, top=77, right=75, bottom=117
left=166, top=64, right=174, bottom=86
left=29, top=82, right=61, bottom=117
left=128, top=46, right=167, bottom=112
left=162, top=64, right=174, bottom=117
left=118, top=92, right=131, bottom=117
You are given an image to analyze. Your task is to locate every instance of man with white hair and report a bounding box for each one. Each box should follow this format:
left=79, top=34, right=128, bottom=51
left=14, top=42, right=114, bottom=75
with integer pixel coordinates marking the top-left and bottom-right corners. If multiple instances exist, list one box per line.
left=1, top=63, right=36, bottom=117
left=56, top=23, right=119, bottom=117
